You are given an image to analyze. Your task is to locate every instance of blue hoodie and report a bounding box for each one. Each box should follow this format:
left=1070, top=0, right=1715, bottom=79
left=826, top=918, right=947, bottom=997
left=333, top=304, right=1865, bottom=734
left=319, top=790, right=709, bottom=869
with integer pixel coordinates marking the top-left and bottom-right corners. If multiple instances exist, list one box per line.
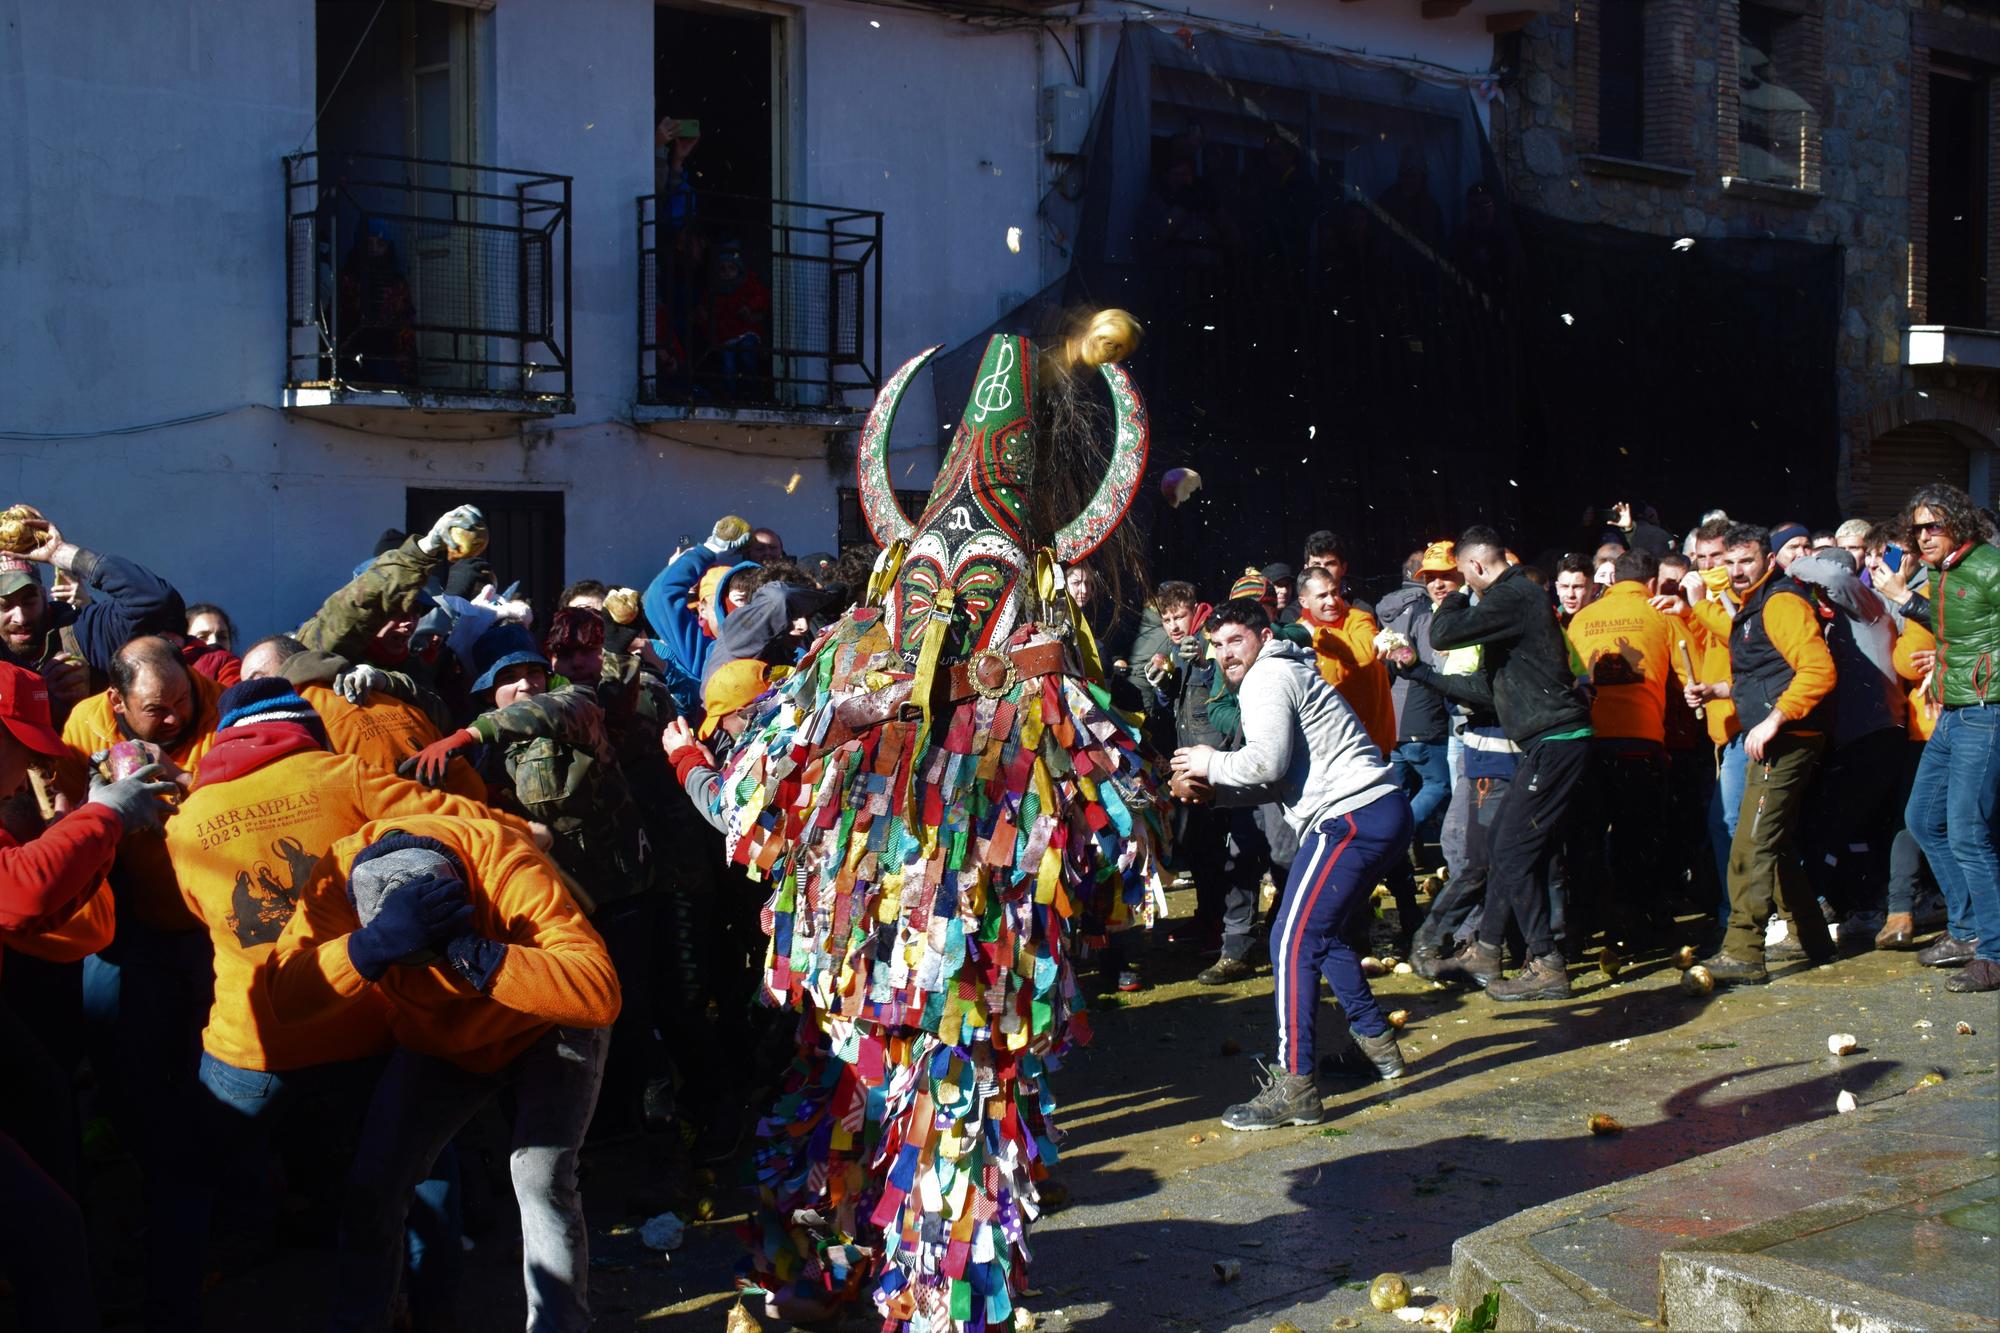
left=641, top=545, right=759, bottom=714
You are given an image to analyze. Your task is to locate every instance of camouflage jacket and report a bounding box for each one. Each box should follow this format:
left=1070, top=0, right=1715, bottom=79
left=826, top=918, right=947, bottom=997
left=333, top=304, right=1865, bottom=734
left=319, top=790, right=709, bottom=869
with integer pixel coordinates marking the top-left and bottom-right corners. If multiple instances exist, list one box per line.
left=296, top=536, right=444, bottom=665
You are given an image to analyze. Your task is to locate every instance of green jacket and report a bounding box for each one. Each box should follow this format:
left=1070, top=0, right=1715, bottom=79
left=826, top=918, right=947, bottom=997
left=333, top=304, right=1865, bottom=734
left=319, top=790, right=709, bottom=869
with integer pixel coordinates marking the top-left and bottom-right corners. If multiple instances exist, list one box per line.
left=1909, top=541, right=2000, bottom=708
left=296, top=536, right=444, bottom=665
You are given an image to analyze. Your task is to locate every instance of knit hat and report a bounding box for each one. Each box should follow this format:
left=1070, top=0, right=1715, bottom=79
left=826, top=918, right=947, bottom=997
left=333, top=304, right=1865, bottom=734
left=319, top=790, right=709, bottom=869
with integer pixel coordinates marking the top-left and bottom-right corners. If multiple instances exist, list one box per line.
left=1261, top=562, right=1295, bottom=585
left=1769, top=523, right=1810, bottom=555
left=347, top=831, right=470, bottom=963
left=216, top=676, right=329, bottom=748
left=217, top=677, right=321, bottom=732
left=1228, top=567, right=1270, bottom=603
left=1416, top=540, right=1458, bottom=576
left=700, top=657, right=771, bottom=739
left=444, top=556, right=497, bottom=600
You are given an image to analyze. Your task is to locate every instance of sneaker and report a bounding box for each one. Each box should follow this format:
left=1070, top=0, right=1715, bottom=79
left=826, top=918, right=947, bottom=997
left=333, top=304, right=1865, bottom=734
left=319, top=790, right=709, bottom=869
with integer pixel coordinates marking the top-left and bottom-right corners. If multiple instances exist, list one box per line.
left=1697, top=950, right=1770, bottom=986
left=1197, top=956, right=1255, bottom=986
left=1221, top=1066, right=1322, bottom=1131
left=1765, top=916, right=1792, bottom=948
left=1486, top=952, right=1571, bottom=1002
left=1117, top=967, right=1144, bottom=993
left=1944, top=958, right=2000, bottom=993
left=1350, top=1027, right=1405, bottom=1080
left=1434, top=939, right=1501, bottom=989
left=1917, top=935, right=1978, bottom=968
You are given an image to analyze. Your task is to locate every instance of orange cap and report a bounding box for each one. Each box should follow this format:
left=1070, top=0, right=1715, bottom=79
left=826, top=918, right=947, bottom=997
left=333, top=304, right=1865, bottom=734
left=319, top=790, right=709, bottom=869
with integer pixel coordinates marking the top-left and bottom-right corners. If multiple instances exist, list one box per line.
left=699, top=658, right=772, bottom=739
left=1415, top=541, right=1457, bottom=576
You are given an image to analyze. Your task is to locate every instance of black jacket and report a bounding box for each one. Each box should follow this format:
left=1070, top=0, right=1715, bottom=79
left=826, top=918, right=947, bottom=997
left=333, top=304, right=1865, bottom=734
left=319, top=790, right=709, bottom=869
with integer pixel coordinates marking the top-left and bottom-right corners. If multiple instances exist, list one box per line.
left=1428, top=565, right=1592, bottom=747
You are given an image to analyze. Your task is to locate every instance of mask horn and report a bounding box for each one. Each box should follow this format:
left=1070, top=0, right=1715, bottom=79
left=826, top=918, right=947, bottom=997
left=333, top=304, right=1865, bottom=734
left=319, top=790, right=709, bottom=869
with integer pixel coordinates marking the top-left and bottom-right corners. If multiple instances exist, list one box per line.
left=856, top=345, right=943, bottom=548
left=1054, top=360, right=1150, bottom=562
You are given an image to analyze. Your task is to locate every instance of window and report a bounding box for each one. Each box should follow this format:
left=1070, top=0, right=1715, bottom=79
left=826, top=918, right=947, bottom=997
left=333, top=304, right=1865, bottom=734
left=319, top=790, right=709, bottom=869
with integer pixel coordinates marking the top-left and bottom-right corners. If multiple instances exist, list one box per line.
left=1736, top=4, right=1815, bottom=186
left=1598, top=0, right=1647, bottom=161
left=1927, top=66, right=1989, bottom=328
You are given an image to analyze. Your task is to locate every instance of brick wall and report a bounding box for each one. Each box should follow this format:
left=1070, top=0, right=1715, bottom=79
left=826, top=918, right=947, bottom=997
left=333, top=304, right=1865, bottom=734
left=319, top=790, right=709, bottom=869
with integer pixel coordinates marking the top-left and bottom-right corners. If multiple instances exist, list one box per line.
left=1717, top=0, right=1741, bottom=176
left=1910, top=47, right=1930, bottom=323
left=1643, top=0, right=1694, bottom=165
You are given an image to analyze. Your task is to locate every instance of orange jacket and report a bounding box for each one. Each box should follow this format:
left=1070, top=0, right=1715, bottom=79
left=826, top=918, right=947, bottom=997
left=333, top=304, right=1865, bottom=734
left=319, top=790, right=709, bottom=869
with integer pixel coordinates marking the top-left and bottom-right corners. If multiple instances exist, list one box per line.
left=166, top=745, right=513, bottom=1072
left=1297, top=605, right=1397, bottom=754
left=1894, top=620, right=1939, bottom=742
left=59, top=673, right=223, bottom=931
left=8, top=889, right=115, bottom=965
left=268, top=814, right=619, bottom=1074
left=1682, top=598, right=1741, bottom=747
left=300, top=682, right=487, bottom=803
left=1565, top=582, right=1689, bottom=744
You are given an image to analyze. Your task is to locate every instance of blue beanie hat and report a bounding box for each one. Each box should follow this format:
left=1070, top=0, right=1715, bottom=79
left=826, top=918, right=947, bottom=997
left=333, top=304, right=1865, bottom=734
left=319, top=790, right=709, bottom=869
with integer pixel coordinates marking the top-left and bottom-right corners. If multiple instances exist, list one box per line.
left=1768, top=523, right=1810, bottom=555
left=217, top=677, right=327, bottom=746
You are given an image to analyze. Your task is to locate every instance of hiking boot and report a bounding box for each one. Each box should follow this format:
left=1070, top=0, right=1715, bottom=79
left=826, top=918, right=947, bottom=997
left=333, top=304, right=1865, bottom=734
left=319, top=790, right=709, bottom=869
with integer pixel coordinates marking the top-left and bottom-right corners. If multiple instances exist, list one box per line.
left=1434, top=939, right=1501, bottom=989
left=1486, top=952, right=1571, bottom=1002
left=1918, top=935, right=1978, bottom=968
left=1766, top=927, right=1807, bottom=962
left=1197, top=956, right=1256, bottom=986
left=1697, top=950, right=1769, bottom=986
left=1944, top=958, right=2000, bottom=993
left=1221, top=1067, right=1322, bottom=1131
left=1350, top=1027, right=1405, bottom=1080
left=1875, top=913, right=1918, bottom=950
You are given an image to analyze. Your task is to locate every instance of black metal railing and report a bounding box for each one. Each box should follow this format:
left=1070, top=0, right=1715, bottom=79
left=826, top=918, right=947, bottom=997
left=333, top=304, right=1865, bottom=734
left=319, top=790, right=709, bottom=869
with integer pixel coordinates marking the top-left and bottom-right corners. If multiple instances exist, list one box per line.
left=639, top=190, right=882, bottom=409
left=286, top=151, right=571, bottom=400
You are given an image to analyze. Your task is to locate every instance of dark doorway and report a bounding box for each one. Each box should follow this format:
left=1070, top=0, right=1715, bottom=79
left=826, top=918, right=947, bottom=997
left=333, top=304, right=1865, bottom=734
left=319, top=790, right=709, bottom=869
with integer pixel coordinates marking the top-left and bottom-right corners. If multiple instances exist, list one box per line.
left=1928, top=66, right=1989, bottom=329
left=656, top=4, right=777, bottom=199
left=405, top=488, right=566, bottom=614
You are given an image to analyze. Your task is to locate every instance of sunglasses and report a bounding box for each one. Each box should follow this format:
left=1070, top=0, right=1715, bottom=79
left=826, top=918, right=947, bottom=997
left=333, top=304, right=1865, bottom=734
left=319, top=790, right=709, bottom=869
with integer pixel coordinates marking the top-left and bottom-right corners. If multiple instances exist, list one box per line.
left=1915, top=521, right=1949, bottom=536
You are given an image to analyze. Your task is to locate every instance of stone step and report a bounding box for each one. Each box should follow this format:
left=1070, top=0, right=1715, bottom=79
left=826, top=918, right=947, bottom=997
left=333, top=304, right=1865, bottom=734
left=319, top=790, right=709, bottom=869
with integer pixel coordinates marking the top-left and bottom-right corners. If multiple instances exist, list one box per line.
left=1448, top=1071, right=1999, bottom=1330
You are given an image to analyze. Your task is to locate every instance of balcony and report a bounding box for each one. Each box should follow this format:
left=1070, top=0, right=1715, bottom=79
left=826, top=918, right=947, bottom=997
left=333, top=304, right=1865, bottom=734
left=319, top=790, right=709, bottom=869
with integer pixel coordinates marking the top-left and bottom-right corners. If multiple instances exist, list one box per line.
left=284, top=151, right=573, bottom=435
left=1904, top=325, right=2000, bottom=370
left=637, top=190, right=881, bottom=431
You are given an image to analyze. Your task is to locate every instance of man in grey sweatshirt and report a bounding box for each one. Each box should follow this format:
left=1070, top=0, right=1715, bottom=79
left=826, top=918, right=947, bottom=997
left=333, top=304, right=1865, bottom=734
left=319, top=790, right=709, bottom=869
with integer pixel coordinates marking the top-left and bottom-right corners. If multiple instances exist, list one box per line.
left=1172, top=599, right=1414, bottom=1131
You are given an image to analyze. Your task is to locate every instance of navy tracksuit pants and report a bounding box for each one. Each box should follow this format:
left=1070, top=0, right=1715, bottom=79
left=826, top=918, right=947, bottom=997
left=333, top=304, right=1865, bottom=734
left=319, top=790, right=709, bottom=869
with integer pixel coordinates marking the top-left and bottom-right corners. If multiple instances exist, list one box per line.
left=1271, top=791, right=1414, bottom=1074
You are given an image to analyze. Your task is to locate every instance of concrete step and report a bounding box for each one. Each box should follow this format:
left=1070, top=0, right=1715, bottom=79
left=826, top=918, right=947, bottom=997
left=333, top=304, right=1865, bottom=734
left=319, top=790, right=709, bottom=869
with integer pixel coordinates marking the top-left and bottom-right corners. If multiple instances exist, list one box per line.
left=1449, top=1070, right=1999, bottom=1330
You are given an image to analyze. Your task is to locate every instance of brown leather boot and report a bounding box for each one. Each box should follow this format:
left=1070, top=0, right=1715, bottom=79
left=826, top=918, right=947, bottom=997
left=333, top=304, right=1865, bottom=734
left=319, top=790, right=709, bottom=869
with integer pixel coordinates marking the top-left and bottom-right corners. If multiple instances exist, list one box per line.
left=1875, top=912, right=1917, bottom=950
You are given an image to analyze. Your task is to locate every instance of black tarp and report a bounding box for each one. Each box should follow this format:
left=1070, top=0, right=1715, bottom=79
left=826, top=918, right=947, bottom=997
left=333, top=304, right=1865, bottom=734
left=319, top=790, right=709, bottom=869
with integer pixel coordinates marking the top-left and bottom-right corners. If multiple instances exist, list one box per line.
left=935, top=23, right=1840, bottom=597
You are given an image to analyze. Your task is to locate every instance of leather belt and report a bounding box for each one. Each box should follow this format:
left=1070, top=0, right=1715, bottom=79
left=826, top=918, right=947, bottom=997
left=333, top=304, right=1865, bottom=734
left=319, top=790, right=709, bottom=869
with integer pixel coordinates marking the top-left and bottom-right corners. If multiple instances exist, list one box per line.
left=947, top=641, right=1071, bottom=701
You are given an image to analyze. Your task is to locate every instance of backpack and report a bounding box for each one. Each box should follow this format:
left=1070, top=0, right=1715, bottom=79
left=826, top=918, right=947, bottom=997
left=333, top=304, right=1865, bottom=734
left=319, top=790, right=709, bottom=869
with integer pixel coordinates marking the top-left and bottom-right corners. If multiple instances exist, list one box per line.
left=505, top=735, right=656, bottom=909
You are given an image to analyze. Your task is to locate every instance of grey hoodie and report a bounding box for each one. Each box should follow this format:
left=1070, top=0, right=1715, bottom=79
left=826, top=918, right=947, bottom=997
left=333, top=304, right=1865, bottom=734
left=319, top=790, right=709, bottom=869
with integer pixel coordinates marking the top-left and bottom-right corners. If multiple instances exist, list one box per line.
left=1207, top=637, right=1401, bottom=837
left=1786, top=552, right=1906, bottom=746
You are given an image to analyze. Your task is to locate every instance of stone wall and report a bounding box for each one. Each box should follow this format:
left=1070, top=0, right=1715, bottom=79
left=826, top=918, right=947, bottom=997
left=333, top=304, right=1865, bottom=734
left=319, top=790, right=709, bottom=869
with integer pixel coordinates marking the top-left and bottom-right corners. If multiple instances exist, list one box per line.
left=1490, top=0, right=1944, bottom=516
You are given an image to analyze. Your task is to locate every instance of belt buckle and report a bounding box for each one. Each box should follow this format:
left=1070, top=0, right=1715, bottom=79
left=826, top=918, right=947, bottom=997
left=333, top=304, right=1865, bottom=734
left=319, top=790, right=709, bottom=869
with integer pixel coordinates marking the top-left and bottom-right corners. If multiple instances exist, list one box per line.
left=969, top=649, right=1019, bottom=700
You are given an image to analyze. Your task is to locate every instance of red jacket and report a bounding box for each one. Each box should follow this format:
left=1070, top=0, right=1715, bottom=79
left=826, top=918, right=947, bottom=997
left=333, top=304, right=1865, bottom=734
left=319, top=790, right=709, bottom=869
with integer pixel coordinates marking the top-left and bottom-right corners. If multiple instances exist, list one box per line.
left=0, top=803, right=123, bottom=982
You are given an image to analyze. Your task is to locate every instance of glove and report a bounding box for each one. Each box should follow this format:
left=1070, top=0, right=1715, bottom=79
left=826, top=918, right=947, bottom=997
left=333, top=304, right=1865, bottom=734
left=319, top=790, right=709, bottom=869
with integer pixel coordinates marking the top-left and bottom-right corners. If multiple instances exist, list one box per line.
left=87, top=763, right=180, bottom=834
left=419, top=504, right=486, bottom=559
left=334, top=663, right=389, bottom=704
left=347, top=874, right=473, bottom=981
left=399, top=729, right=477, bottom=787
left=705, top=515, right=751, bottom=554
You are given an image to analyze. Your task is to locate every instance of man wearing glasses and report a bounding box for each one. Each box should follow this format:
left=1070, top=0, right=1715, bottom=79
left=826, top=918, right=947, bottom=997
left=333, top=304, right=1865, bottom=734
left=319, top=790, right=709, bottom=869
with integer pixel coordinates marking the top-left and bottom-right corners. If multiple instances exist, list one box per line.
left=1876, top=484, right=2000, bottom=992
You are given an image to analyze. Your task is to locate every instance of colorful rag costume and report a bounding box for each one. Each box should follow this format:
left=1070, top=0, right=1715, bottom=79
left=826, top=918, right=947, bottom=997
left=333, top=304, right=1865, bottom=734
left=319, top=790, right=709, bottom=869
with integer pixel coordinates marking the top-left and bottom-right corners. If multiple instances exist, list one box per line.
left=716, top=314, right=1166, bottom=1330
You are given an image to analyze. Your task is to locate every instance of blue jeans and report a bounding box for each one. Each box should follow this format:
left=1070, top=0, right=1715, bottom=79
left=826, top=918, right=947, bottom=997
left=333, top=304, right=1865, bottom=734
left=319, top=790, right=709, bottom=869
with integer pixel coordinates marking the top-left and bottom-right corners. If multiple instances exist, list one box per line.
left=1906, top=706, right=2000, bottom=958
left=1706, top=736, right=1748, bottom=925
left=1271, top=793, right=1414, bottom=1069
left=1390, top=740, right=1452, bottom=839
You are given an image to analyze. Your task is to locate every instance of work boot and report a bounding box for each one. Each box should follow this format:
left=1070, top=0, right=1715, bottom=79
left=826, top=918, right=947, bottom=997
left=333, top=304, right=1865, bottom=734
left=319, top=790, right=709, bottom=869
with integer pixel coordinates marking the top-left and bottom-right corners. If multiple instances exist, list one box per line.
left=1221, top=1065, right=1322, bottom=1131
left=1944, top=958, right=2000, bottom=993
left=1697, top=950, right=1769, bottom=986
left=1350, top=1027, right=1405, bottom=1080
left=1410, top=941, right=1445, bottom=980
left=1766, top=925, right=1807, bottom=962
left=1486, top=952, right=1571, bottom=1002
left=1918, top=935, right=1978, bottom=967
left=1874, top=913, right=1917, bottom=950
left=1434, top=939, right=1501, bottom=989
left=1197, top=956, right=1256, bottom=986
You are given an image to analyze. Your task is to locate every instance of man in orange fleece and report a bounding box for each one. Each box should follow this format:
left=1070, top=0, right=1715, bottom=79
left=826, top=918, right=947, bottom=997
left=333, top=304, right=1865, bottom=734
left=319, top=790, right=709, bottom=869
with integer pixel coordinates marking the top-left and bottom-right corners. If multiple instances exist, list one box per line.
left=1291, top=564, right=1396, bottom=752
left=240, top=632, right=486, bottom=800
left=0, top=660, right=176, bottom=1333
left=270, top=813, right=619, bottom=1331
left=1564, top=547, right=1689, bottom=950
left=1685, top=524, right=1837, bottom=984
left=154, top=678, right=517, bottom=1329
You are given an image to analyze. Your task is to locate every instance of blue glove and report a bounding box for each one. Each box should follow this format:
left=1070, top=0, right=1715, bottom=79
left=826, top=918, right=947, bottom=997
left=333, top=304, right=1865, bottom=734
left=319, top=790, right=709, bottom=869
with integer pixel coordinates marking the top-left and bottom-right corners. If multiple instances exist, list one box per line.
left=347, top=874, right=472, bottom=981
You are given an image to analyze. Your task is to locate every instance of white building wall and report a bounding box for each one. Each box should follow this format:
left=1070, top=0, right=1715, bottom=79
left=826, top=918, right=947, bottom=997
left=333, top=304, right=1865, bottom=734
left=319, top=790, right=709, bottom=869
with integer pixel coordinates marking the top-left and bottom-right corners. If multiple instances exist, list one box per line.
left=0, top=0, right=1492, bottom=641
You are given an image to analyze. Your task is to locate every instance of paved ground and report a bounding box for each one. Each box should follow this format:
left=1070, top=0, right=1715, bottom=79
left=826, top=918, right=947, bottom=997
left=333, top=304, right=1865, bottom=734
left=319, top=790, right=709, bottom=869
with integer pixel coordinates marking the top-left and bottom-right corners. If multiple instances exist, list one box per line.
left=69, top=892, right=2000, bottom=1332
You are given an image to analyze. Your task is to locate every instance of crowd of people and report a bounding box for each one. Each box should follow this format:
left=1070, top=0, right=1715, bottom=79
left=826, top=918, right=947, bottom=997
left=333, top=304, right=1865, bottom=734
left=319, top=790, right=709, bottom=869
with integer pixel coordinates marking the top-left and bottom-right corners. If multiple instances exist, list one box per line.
left=0, top=477, right=1995, bottom=1329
